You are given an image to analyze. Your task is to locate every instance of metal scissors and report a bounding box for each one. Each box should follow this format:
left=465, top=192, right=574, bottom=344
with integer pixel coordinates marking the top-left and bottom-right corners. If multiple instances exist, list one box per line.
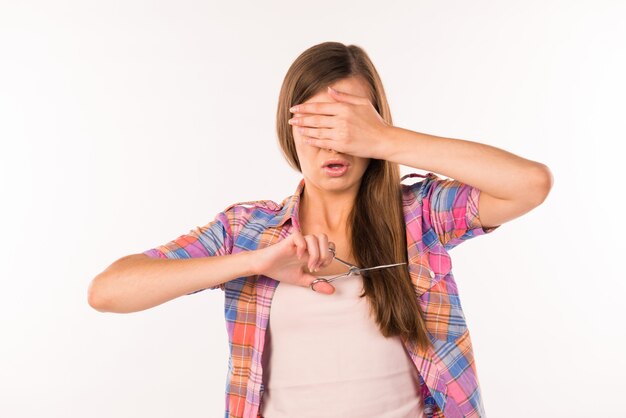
left=309, top=246, right=407, bottom=291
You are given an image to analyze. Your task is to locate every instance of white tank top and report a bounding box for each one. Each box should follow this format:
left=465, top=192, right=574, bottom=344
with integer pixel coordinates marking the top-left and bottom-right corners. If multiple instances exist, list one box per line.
left=260, top=273, right=426, bottom=418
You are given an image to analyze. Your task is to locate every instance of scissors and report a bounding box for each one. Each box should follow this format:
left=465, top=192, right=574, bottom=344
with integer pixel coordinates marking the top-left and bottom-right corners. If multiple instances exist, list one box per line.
left=309, top=246, right=407, bottom=291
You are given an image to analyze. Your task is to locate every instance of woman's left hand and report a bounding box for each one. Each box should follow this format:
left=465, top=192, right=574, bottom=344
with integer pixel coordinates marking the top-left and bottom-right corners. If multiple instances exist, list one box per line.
left=288, top=86, right=392, bottom=159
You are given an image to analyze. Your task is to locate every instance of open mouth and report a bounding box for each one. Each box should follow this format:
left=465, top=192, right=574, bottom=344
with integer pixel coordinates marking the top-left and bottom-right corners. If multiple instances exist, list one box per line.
left=322, top=159, right=350, bottom=176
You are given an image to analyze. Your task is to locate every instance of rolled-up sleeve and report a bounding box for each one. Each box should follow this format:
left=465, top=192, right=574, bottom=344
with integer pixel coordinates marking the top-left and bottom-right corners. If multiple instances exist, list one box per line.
left=142, top=210, right=233, bottom=293
left=421, top=174, right=499, bottom=250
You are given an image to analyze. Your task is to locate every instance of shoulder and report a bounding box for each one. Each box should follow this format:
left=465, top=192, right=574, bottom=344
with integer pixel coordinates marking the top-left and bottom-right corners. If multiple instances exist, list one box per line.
left=219, top=196, right=291, bottom=230
left=401, top=172, right=440, bottom=203
left=223, top=198, right=283, bottom=213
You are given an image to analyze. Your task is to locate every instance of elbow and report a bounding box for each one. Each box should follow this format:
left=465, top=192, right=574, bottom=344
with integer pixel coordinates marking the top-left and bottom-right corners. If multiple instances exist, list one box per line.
left=87, top=254, right=144, bottom=312
left=526, top=162, right=554, bottom=207
left=87, top=274, right=112, bottom=312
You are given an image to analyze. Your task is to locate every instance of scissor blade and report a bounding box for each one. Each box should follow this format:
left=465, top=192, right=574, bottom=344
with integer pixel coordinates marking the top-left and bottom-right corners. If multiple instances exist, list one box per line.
left=354, top=262, right=407, bottom=274
left=320, top=263, right=407, bottom=283
left=332, top=254, right=357, bottom=269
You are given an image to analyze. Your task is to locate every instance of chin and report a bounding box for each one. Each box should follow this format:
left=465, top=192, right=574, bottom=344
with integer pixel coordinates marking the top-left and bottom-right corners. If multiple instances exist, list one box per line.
left=311, top=173, right=364, bottom=191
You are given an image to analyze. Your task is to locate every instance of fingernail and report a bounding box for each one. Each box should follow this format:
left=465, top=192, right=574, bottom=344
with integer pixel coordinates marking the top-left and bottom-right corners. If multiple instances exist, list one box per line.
left=289, top=106, right=298, bottom=112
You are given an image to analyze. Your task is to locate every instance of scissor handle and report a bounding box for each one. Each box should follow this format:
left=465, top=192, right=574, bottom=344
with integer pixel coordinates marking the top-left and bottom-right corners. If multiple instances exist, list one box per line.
left=328, top=246, right=359, bottom=269
left=310, top=277, right=341, bottom=291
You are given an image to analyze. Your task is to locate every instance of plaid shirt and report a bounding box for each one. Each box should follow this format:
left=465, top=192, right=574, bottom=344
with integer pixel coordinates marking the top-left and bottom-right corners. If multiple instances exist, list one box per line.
left=143, top=172, right=498, bottom=418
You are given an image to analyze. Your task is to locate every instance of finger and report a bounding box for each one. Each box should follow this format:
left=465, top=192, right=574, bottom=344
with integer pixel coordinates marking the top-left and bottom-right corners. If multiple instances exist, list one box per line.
left=327, top=86, right=371, bottom=105
left=316, top=233, right=331, bottom=269
left=289, top=114, right=335, bottom=129
left=302, top=136, right=338, bottom=151
left=325, top=240, right=336, bottom=267
left=291, top=231, right=307, bottom=259
left=303, top=235, right=320, bottom=272
left=289, top=101, right=341, bottom=116
left=309, top=278, right=336, bottom=295
left=296, top=126, right=335, bottom=140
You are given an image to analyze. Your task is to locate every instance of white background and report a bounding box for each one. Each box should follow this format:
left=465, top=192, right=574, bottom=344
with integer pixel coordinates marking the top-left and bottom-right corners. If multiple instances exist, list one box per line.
left=1, top=1, right=623, bottom=417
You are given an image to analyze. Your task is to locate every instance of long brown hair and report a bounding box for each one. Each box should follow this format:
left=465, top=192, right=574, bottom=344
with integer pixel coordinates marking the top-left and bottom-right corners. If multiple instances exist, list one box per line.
left=276, top=41, right=431, bottom=351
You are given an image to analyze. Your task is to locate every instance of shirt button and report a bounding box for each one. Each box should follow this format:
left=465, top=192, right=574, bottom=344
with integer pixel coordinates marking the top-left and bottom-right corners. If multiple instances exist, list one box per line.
left=429, top=270, right=435, bottom=278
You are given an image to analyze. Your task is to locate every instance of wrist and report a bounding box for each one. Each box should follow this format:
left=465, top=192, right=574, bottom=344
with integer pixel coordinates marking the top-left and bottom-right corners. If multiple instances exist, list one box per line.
left=237, top=249, right=262, bottom=277
left=375, top=125, right=402, bottom=161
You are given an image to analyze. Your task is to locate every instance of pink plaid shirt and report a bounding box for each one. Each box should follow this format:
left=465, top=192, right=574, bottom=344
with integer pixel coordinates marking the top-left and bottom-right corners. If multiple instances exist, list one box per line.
left=143, top=172, right=499, bottom=417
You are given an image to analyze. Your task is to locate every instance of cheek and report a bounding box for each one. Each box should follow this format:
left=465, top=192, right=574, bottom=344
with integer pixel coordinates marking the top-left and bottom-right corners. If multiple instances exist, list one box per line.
left=293, top=128, right=304, bottom=153
left=292, top=126, right=303, bottom=147
left=293, top=126, right=313, bottom=150
left=293, top=131, right=310, bottom=164
left=356, top=159, right=371, bottom=174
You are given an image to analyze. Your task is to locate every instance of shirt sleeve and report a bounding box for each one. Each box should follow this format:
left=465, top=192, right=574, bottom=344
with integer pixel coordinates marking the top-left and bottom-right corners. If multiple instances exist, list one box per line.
left=421, top=173, right=500, bottom=251
left=142, top=210, right=233, bottom=293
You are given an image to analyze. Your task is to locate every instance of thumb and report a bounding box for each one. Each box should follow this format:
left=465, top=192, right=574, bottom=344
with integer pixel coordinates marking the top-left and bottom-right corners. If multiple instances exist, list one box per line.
left=307, top=275, right=336, bottom=295
left=327, top=86, right=367, bottom=105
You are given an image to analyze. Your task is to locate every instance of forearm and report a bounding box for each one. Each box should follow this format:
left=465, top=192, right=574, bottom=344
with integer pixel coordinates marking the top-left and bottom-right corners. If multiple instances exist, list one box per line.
left=88, top=251, right=257, bottom=314
left=381, top=126, right=551, bottom=203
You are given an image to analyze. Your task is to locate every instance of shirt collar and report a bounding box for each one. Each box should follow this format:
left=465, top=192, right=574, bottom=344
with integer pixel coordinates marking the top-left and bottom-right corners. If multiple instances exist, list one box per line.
left=278, top=174, right=430, bottom=229
left=273, top=177, right=305, bottom=230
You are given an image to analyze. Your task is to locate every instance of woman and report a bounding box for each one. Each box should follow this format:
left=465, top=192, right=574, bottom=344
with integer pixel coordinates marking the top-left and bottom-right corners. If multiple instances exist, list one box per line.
left=88, top=42, right=552, bottom=418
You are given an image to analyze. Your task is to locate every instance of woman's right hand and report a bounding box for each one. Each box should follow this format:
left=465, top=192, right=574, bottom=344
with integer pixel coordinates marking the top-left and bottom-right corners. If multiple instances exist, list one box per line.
left=253, top=231, right=336, bottom=295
